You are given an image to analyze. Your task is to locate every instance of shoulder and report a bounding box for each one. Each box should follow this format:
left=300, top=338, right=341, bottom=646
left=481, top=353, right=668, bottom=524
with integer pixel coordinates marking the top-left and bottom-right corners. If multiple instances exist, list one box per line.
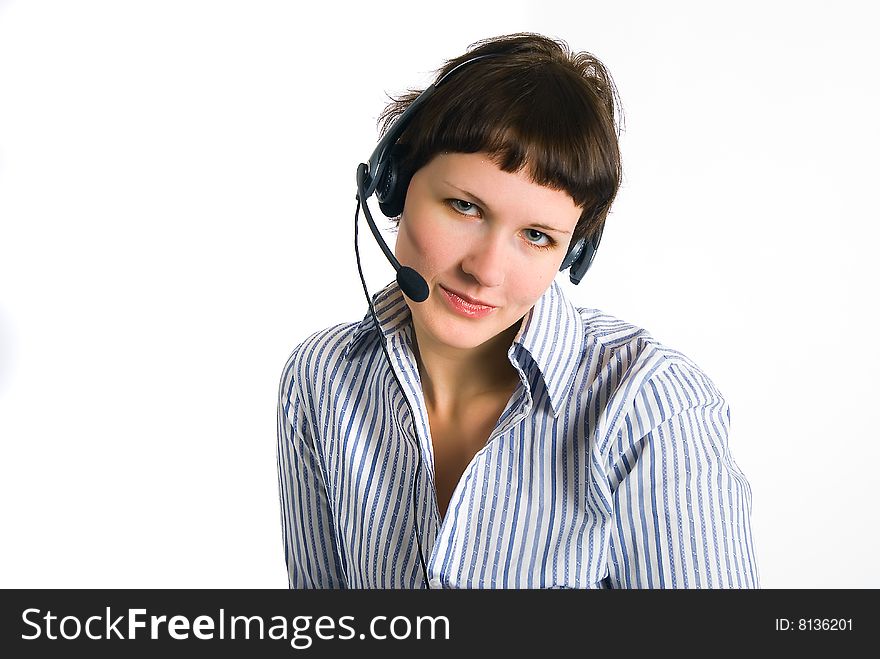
left=574, top=305, right=727, bottom=429
left=278, top=321, right=362, bottom=404
left=568, top=307, right=732, bottom=472
left=577, top=306, right=715, bottom=381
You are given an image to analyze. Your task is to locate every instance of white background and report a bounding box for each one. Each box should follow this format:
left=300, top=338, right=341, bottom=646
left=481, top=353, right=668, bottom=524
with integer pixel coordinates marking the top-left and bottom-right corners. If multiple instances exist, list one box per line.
left=1, top=0, right=877, bottom=588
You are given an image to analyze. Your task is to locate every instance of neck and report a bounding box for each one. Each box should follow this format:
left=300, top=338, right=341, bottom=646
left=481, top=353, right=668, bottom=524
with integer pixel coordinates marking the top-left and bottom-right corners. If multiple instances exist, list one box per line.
left=412, top=320, right=522, bottom=418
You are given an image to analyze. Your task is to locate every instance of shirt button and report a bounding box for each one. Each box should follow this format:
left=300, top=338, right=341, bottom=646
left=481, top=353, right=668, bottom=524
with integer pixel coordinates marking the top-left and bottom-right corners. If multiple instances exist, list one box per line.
left=429, top=577, right=442, bottom=589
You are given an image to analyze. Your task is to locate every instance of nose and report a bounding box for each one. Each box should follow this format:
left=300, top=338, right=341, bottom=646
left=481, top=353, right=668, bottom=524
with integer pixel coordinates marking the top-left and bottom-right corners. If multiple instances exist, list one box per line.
left=460, top=231, right=507, bottom=288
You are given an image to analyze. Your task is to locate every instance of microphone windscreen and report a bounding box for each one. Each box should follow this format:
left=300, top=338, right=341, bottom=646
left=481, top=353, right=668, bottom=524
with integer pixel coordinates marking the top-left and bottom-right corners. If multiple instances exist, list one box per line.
left=397, top=267, right=429, bottom=303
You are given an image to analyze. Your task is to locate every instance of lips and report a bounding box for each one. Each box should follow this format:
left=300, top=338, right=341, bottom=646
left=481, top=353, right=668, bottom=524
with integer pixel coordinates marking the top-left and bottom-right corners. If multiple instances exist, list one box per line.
left=439, top=285, right=496, bottom=308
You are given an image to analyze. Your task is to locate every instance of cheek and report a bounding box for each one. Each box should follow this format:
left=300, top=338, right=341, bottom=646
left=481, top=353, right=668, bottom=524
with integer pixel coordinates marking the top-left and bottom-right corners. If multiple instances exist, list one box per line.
left=506, top=267, right=555, bottom=310
left=397, top=214, right=462, bottom=272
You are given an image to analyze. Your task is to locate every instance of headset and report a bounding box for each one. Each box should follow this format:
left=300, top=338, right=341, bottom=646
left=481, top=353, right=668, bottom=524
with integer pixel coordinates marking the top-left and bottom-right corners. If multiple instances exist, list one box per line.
left=353, top=53, right=604, bottom=589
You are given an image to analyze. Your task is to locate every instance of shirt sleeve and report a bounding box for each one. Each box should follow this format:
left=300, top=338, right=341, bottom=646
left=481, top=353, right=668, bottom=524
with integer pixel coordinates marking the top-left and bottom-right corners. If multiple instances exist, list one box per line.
left=604, top=362, right=760, bottom=588
left=276, top=354, right=347, bottom=588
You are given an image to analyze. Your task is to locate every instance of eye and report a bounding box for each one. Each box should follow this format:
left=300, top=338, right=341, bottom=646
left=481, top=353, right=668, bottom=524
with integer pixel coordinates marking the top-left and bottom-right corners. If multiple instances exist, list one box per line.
left=448, top=199, right=481, bottom=216
left=447, top=198, right=556, bottom=251
left=523, top=228, right=554, bottom=250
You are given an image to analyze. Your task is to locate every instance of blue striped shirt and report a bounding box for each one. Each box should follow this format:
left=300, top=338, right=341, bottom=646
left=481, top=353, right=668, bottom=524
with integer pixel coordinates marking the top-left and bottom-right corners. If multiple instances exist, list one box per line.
left=277, top=278, right=759, bottom=588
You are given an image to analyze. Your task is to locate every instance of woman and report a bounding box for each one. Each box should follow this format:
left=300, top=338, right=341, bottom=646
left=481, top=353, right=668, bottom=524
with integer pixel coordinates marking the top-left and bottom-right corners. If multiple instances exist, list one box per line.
left=277, top=33, right=759, bottom=589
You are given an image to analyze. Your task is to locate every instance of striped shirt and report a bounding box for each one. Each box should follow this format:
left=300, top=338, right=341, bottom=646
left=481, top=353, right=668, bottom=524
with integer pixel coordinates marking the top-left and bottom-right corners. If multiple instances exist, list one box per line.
left=276, top=278, right=759, bottom=588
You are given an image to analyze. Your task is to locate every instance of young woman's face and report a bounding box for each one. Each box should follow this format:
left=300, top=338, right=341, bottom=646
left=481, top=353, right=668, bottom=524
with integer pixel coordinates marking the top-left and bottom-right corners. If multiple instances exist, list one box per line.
left=395, top=151, right=583, bottom=353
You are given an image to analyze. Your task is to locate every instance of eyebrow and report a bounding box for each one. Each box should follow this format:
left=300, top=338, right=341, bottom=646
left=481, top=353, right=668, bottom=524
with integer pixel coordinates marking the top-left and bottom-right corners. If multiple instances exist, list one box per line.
left=443, top=181, right=572, bottom=235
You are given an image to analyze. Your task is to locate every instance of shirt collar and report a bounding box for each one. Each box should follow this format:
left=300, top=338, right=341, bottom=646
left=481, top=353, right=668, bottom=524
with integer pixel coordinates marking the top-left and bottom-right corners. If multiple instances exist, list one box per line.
left=344, top=278, right=585, bottom=418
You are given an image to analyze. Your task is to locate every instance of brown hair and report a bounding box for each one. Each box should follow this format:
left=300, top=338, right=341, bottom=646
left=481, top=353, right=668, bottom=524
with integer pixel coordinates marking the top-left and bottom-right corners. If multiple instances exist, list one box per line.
left=377, top=32, right=624, bottom=247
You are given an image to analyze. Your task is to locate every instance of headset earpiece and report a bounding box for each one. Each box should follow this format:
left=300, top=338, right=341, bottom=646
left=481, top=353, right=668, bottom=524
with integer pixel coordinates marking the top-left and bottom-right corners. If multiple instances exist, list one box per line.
left=565, top=222, right=604, bottom=285
left=560, top=237, right=585, bottom=271
left=376, top=144, right=412, bottom=218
